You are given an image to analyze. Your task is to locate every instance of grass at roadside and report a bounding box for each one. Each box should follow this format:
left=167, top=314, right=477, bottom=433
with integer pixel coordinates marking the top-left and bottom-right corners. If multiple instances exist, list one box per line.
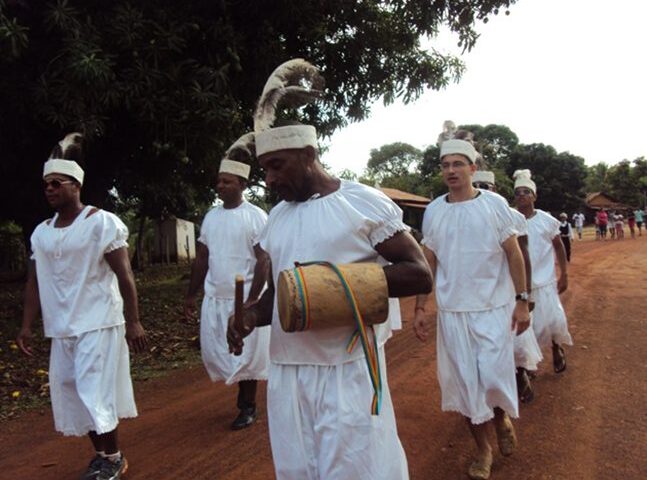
left=0, top=265, right=202, bottom=421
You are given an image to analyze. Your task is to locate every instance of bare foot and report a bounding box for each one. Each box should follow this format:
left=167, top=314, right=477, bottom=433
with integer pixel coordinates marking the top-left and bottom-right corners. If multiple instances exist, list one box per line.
left=495, top=414, right=517, bottom=456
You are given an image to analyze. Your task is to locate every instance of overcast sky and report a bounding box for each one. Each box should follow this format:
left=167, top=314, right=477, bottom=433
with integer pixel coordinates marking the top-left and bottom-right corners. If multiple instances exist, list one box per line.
left=321, top=0, right=647, bottom=176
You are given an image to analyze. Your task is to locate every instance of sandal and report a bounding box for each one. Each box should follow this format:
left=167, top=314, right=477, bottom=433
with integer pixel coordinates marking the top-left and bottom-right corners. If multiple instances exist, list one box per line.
left=552, top=344, right=567, bottom=374
left=516, top=368, right=535, bottom=403
left=467, top=452, right=493, bottom=480
left=495, top=415, right=517, bottom=457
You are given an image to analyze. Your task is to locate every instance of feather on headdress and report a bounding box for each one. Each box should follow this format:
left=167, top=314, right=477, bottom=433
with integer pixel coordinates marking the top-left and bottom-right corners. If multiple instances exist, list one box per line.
left=44, top=132, right=85, bottom=184
left=253, top=59, right=324, bottom=133
left=253, top=59, right=324, bottom=157
left=219, top=132, right=255, bottom=179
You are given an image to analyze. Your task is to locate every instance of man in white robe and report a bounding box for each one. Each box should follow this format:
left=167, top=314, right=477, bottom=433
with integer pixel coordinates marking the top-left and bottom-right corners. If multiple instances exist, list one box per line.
left=513, top=169, right=572, bottom=374
left=472, top=170, right=542, bottom=403
left=226, top=59, right=432, bottom=480
left=413, top=140, right=530, bottom=480
left=17, top=133, right=147, bottom=480
left=185, top=138, right=270, bottom=429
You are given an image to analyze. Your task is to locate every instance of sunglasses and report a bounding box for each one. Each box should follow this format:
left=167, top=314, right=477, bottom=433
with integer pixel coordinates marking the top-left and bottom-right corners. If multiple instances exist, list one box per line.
left=473, top=182, right=492, bottom=190
left=43, top=179, right=74, bottom=189
left=514, top=188, right=533, bottom=197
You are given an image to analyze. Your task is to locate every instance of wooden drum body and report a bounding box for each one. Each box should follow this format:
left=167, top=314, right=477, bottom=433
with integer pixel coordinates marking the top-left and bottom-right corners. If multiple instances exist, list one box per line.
left=277, top=262, right=389, bottom=332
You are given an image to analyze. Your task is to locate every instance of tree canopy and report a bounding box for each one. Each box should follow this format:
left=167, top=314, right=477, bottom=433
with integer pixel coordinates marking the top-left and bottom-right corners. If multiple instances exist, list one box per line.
left=0, top=0, right=518, bottom=238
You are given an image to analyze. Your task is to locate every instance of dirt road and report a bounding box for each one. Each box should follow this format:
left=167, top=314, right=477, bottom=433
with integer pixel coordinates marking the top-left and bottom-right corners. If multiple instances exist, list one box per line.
left=2, top=235, right=646, bottom=479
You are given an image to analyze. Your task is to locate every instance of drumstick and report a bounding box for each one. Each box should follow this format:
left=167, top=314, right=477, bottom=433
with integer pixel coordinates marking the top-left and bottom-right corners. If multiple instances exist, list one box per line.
left=234, top=275, right=244, bottom=329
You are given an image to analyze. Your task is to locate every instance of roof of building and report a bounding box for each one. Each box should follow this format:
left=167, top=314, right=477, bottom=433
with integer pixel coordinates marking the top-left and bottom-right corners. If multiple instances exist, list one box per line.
left=585, top=192, right=633, bottom=210
left=380, top=187, right=430, bottom=205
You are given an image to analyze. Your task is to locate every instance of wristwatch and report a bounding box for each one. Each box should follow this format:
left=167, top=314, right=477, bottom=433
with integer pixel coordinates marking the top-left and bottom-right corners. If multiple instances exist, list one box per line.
left=515, top=292, right=529, bottom=302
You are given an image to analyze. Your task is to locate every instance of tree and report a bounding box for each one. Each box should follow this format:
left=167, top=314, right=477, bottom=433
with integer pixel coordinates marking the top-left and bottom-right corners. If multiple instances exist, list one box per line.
left=605, top=159, right=645, bottom=208
left=366, top=142, right=422, bottom=181
left=457, top=123, right=519, bottom=170
left=1, top=0, right=519, bottom=240
left=585, top=162, right=609, bottom=193
left=506, top=143, right=587, bottom=214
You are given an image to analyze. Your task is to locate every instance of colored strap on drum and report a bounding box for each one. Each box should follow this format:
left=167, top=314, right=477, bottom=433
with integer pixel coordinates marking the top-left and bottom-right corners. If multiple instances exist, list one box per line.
left=293, top=261, right=383, bottom=415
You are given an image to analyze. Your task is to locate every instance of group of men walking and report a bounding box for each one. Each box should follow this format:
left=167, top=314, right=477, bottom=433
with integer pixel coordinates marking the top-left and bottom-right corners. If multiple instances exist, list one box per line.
left=17, top=60, right=574, bottom=480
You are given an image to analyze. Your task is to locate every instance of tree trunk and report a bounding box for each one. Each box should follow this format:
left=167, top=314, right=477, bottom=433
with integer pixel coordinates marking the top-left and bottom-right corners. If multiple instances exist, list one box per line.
left=132, top=214, right=147, bottom=272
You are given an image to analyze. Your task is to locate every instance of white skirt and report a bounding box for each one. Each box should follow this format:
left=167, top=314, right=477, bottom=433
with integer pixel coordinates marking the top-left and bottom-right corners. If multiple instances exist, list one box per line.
left=200, top=296, right=270, bottom=385
left=436, top=305, right=519, bottom=425
left=513, top=313, right=543, bottom=371
left=49, top=324, right=137, bottom=436
left=531, top=283, right=574, bottom=348
left=267, top=348, right=409, bottom=480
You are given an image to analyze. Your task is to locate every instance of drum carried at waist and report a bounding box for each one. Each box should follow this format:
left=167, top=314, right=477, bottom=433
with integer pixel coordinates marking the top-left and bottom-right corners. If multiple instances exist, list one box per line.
left=277, top=261, right=389, bottom=332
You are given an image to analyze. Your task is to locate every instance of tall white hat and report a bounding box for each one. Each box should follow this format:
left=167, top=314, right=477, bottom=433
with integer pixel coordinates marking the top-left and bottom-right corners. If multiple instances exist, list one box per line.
left=472, top=170, right=495, bottom=185
left=43, top=133, right=85, bottom=185
left=440, top=139, right=478, bottom=164
left=218, top=132, right=255, bottom=180
left=513, top=169, right=536, bottom=194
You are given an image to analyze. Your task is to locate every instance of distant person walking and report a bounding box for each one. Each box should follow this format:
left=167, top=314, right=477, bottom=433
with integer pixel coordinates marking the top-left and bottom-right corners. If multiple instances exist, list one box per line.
left=627, top=211, right=636, bottom=239
left=614, top=214, right=624, bottom=240
left=572, top=212, right=585, bottom=240
left=596, top=209, right=608, bottom=239
left=634, top=208, right=644, bottom=236
left=559, top=213, right=574, bottom=262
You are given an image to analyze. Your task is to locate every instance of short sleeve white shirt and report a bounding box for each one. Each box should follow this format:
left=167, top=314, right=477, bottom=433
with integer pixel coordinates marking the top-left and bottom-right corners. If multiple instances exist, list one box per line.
left=259, top=180, right=407, bottom=365
left=30, top=207, right=129, bottom=338
left=421, top=190, right=518, bottom=312
left=527, top=209, right=560, bottom=288
left=198, top=201, right=267, bottom=298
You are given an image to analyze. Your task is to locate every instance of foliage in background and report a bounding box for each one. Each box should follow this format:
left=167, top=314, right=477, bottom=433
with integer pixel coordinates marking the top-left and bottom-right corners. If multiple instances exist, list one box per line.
left=0, top=0, right=517, bottom=241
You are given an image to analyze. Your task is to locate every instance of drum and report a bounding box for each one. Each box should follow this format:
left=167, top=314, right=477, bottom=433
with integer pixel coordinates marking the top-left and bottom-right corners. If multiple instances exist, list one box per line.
left=277, top=261, right=389, bottom=332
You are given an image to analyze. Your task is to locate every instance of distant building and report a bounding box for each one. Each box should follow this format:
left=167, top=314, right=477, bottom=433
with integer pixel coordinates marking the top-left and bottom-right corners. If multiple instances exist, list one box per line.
left=585, top=192, right=633, bottom=211
left=379, top=187, right=430, bottom=237
left=153, top=217, right=196, bottom=264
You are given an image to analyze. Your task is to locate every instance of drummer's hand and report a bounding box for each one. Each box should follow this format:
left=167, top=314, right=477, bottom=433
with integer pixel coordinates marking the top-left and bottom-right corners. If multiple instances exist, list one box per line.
left=413, top=307, right=430, bottom=342
left=227, top=308, right=257, bottom=356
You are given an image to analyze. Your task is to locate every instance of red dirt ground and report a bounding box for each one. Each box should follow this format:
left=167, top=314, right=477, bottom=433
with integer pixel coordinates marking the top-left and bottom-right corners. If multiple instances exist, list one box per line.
left=2, top=234, right=646, bottom=479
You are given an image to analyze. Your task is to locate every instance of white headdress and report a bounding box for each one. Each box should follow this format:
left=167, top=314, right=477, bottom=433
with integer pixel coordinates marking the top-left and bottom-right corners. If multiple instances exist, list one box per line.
left=253, top=59, right=324, bottom=156
left=43, top=133, right=85, bottom=185
left=472, top=170, right=495, bottom=185
left=440, top=139, right=477, bottom=164
left=218, top=133, right=255, bottom=180
left=513, top=169, right=536, bottom=195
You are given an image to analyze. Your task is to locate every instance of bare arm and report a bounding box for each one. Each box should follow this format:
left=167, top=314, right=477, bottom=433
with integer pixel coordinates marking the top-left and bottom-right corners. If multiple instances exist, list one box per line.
left=502, top=235, right=530, bottom=334
left=186, top=242, right=209, bottom=300
left=374, top=231, right=432, bottom=297
left=246, top=244, right=270, bottom=304
left=17, top=260, right=39, bottom=356
left=105, top=247, right=148, bottom=353
left=552, top=235, right=569, bottom=293
left=517, top=234, right=534, bottom=312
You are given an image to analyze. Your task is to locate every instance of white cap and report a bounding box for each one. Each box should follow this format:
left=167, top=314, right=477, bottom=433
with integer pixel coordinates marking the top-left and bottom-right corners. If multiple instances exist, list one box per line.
left=513, top=169, right=536, bottom=195
left=219, top=159, right=251, bottom=180
left=472, top=170, right=495, bottom=185
left=440, top=139, right=477, bottom=163
left=43, top=159, right=85, bottom=185
left=255, top=125, right=317, bottom=157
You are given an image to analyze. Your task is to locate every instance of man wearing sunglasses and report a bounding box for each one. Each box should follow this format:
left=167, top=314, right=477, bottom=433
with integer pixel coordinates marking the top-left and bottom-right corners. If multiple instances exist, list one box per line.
left=513, top=170, right=572, bottom=377
left=414, top=140, right=530, bottom=480
left=472, top=170, right=542, bottom=403
left=17, top=133, right=147, bottom=480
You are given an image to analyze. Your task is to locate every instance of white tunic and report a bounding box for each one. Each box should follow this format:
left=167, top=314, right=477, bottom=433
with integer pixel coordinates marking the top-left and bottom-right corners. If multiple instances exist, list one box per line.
left=527, top=209, right=560, bottom=289
left=509, top=208, right=543, bottom=370
left=30, top=206, right=137, bottom=436
left=260, top=180, right=406, bottom=366
left=422, top=190, right=518, bottom=312
left=422, top=191, right=519, bottom=423
left=259, top=180, right=409, bottom=479
left=527, top=210, right=573, bottom=347
left=199, top=201, right=268, bottom=299
left=197, top=201, right=270, bottom=384
left=30, top=206, right=128, bottom=338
